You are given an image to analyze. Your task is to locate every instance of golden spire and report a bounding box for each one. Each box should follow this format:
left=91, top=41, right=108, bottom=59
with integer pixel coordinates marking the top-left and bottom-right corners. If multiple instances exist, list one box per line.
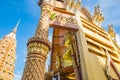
left=7, top=19, right=20, bottom=39
left=12, top=19, right=20, bottom=33
left=0, top=20, right=19, bottom=80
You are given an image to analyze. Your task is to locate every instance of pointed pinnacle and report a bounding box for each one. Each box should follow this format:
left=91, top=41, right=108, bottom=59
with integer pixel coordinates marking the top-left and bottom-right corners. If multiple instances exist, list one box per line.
left=13, top=19, right=21, bottom=33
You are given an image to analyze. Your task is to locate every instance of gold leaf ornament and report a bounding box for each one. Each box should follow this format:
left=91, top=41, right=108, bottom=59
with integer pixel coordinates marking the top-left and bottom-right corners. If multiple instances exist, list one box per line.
left=50, top=13, right=56, bottom=20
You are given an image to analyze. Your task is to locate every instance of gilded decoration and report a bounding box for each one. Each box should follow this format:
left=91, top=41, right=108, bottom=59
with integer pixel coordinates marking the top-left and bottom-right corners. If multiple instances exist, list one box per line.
left=22, top=0, right=120, bottom=80
left=56, top=55, right=61, bottom=69
left=22, top=1, right=53, bottom=80
left=93, top=5, right=104, bottom=27
left=63, top=32, right=74, bottom=67
left=50, top=12, right=77, bottom=25
left=0, top=22, right=18, bottom=80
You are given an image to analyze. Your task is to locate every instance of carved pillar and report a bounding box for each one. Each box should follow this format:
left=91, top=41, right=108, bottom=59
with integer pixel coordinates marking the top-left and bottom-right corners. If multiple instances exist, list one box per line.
left=21, top=2, right=53, bottom=80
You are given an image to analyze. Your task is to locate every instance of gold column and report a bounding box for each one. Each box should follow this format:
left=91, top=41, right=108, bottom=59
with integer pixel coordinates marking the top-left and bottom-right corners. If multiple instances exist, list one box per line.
left=21, top=2, right=53, bottom=80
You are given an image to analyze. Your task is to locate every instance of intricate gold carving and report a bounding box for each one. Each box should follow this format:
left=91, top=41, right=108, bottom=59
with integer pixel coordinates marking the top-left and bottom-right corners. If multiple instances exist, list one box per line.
left=22, top=2, right=53, bottom=80
left=56, top=55, right=61, bottom=69
left=50, top=13, right=56, bottom=20
left=108, top=24, right=116, bottom=40
left=63, top=32, right=74, bottom=67
left=22, top=59, right=46, bottom=80
left=22, top=41, right=49, bottom=80
left=63, top=48, right=73, bottom=67
left=42, top=4, right=53, bottom=15
left=0, top=27, right=17, bottom=80
left=93, top=5, right=104, bottom=27
left=35, top=3, right=53, bottom=40
left=66, top=0, right=81, bottom=12
left=53, top=14, right=77, bottom=24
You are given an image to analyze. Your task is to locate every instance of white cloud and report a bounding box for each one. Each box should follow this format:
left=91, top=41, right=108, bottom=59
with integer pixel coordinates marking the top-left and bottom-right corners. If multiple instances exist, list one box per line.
left=14, top=74, right=22, bottom=80
left=116, top=34, right=120, bottom=46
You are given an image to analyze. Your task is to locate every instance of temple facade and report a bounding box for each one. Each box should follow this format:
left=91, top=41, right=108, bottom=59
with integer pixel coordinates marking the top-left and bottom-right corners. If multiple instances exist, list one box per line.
left=0, top=21, right=19, bottom=80
left=22, top=0, right=120, bottom=80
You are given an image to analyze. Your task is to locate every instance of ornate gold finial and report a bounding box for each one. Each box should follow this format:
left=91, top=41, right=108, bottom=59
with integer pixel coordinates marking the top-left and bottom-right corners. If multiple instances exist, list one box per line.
left=93, top=5, right=104, bottom=27
left=66, top=0, right=72, bottom=10
left=66, top=0, right=81, bottom=12
left=108, top=24, right=116, bottom=40
left=76, top=0, right=81, bottom=9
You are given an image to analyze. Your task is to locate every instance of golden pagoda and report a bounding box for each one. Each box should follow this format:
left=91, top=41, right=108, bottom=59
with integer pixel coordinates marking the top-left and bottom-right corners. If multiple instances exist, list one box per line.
left=22, top=0, right=120, bottom=80
left=0, top=20, right=20, bottom=80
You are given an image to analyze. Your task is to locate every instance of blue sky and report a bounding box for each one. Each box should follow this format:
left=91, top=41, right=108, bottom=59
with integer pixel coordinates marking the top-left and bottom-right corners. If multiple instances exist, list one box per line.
left=0, top=0, right=120, bottom=80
